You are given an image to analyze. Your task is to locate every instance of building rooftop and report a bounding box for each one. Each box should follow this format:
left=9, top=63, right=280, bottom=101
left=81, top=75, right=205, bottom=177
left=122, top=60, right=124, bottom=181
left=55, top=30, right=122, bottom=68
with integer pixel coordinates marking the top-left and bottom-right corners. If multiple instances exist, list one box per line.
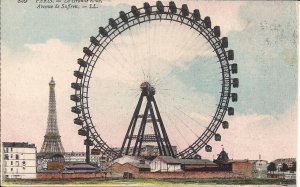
left=114, top=155, right=142, bottom=164
left=156, top=156, right=181, bottom=164
left=180, top=159, right=217, bottom=165
left=64, top=163, right=97, bottom=170
left=130, top=163, right=151, bottom=169
left=3, top=142, right=36, bottom=148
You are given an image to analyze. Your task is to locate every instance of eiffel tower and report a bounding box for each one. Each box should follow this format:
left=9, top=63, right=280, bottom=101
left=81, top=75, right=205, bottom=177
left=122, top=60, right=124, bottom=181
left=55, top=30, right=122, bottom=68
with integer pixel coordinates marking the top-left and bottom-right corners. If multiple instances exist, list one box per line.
left=40, top=77, right=65, bottom=156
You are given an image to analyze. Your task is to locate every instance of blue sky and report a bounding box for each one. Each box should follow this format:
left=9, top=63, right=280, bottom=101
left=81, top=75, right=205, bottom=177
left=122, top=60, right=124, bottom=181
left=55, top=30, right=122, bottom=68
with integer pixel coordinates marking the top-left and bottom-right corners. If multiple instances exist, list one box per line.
left=1, top=0, right=298, bottom=161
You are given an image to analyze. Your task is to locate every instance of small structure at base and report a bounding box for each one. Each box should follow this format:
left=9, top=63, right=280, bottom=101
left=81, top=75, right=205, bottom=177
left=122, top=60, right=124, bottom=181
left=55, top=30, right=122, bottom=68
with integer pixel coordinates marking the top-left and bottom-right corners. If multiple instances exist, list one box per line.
left=37, top=153, right=65, bottom=171
left=180, top=158, right=218, bottom=171
left=150, top=156, right=181, bottom=172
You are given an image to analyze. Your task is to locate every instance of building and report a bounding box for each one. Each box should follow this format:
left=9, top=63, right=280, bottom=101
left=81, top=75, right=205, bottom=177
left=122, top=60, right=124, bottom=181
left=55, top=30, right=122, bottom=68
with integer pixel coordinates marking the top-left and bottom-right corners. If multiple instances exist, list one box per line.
left=251, top=160, right=268, bottom=178
left=2, top=142, right=37, bottom=179
left=150, top=156, right=218, bottom=172
left=37, top=151, right=106, bottom=171
left=107, top=156, right=150, bottom=178
left=64, top=152, right=105, bottom=166
left=37, top=163, right=103, bottom=179
left=150, top=156, right=181, bottom=172
left=180, top=158, right=218, bottom=171
left=230, top=160, right=253, bottom=178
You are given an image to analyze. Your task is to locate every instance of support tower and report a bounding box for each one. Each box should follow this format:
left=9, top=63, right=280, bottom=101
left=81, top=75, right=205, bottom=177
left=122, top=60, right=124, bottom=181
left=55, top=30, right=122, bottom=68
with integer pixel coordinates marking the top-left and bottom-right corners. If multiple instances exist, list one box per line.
left=120, top=82, right=174, bottom=157
left=40, top=77, right=65, bottom=156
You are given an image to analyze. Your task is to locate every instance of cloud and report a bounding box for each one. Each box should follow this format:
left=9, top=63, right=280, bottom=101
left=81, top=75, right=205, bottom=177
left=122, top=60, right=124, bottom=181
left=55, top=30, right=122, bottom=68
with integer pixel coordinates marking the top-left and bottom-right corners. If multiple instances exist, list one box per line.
left=227, top=1, right=297, bottom=115
left=199, top=101, right=297, bottom=161
left=2, top=39, right=84, bottom=151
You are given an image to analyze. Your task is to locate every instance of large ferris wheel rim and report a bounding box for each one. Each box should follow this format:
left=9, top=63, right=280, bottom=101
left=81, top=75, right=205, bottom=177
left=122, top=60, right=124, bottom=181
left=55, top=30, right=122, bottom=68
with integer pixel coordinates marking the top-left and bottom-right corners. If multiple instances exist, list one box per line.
left=73, top=2, right=234, bottom=159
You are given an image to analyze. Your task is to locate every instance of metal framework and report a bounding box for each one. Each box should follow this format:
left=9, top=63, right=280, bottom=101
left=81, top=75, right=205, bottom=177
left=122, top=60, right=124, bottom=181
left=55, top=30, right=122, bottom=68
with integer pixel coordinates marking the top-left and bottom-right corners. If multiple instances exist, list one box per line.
left=41, top=77, right=65, bottom=156
left=119, top=82, right=174, bottom=157
left=71, top=1, right=238, bottom=160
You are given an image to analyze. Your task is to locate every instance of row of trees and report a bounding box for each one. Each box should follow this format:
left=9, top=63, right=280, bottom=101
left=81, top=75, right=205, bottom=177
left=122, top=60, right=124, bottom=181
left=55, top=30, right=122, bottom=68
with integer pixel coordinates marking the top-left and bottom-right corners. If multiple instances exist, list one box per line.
left=267, top=161, right=296, bottom=173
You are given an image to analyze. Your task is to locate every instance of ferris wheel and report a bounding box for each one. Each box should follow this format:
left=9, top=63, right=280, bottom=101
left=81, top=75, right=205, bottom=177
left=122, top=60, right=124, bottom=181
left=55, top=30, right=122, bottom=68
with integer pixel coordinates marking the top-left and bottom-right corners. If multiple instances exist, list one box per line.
left=71, top=1, right=238, bottom=160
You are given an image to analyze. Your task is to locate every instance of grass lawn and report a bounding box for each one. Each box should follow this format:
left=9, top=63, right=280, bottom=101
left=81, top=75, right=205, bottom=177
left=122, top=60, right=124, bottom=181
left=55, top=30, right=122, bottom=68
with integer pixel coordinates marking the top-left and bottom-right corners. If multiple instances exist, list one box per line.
left=2, top=178, right=296, bottom=186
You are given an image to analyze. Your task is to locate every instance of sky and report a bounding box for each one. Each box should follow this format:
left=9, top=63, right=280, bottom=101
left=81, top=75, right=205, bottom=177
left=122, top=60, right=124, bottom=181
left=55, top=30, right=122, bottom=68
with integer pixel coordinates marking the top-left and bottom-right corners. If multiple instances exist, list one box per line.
left=1, top=0, right=298, bottom=162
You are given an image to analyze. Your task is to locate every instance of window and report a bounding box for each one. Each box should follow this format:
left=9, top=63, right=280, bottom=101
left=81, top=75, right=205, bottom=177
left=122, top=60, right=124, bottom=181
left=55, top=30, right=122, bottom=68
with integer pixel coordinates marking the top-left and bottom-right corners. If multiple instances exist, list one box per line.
left=11, top=147, right=13, bottom=152
left=16, top=161, right=19, bottom=166
left=16, top=154, right=19, bottom=160
left=11, top=168, right=13, bottom=172
left=11, top=161, right=13, bottom=165
left=4, top=147, right=8, bottom=153
left=22, top=161, right=26, bottom=166
left=4, top=154, right=9, bottom=160
left=10, top=154, right=13, bottom=159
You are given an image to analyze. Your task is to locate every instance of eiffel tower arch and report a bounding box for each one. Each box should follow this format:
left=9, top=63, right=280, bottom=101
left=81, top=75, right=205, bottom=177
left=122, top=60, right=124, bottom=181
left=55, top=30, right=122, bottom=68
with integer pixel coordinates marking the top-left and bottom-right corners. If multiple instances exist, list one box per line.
left=40, top=77, right=65, bottom=157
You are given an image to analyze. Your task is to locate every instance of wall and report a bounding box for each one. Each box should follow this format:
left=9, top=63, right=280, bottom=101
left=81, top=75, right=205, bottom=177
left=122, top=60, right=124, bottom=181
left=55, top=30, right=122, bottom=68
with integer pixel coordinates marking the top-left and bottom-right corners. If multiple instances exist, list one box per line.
left=64, top=152, right=102, bottom=164
left=138, top=171, right=244, bottom=179
left=150, top=158, right=181, bottom=172
left=108, top=162, right=139, bottom=174
left=182, top=164, right=218, bottom=171
left=108, top=162, right=251, bottom=179
left=37, top=172, right=104, bottom=179
left=47, top=162, right=64, bottom=170
left=232, top=161, right=252, bottom=178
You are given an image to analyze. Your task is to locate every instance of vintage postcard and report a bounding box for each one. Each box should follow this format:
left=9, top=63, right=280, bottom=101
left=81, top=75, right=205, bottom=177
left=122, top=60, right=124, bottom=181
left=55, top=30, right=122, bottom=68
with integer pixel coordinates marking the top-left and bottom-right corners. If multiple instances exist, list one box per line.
left=1, top=0, right=298, bottom=186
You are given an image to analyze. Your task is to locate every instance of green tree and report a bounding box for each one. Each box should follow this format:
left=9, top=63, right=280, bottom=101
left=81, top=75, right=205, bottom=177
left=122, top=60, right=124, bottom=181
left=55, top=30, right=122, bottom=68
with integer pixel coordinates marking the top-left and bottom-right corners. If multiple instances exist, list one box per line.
left=281, top=163, right=289, bottom=172
left=290, top=161, right=296, bottom=173
left=267, top=162, right=276, bottom=174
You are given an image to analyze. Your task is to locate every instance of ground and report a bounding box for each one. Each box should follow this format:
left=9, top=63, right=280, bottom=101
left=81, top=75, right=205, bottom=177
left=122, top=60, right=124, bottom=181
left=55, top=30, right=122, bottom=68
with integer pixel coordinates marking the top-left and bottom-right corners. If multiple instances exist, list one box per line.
left=1, top=178, right=296, bottom=186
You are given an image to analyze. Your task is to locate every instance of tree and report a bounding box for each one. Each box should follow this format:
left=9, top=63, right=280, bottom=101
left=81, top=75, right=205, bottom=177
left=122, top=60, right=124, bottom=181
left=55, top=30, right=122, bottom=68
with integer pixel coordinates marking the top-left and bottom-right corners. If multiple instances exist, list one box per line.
left=290, top=161, right=296, bottom=173
left=267, top=162, right=276, bottom=174
left=281, top=163, right=289, bottom=172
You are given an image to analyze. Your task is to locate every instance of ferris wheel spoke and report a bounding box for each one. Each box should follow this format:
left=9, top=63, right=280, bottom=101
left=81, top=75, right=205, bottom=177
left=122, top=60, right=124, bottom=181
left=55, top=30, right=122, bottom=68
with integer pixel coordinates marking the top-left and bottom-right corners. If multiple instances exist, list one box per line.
left=155, top=63, right=220, bottom=90
left=96, top=58, right=134, bottom=83
left=163, top=99, right=212, bottom=130
left=172, top=31, right=200, bottom=64
left=174, top=38, right=212, bottom=66
left=157, top=95, right=211, bottom=132
left=156, top=98, right=204, bottom=154
left=164, top=112, right=190, bottom=152
left=102, top=49, right=142, bottom=83
left=128, top=28, right=142, bottom=76
left=155, top=97, right=191, bottom=149
left=171, top=23, right=191, bottom=58
left=160, top=94, right=214, bottom=115
left=155, top=44, right=217, bottom=88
